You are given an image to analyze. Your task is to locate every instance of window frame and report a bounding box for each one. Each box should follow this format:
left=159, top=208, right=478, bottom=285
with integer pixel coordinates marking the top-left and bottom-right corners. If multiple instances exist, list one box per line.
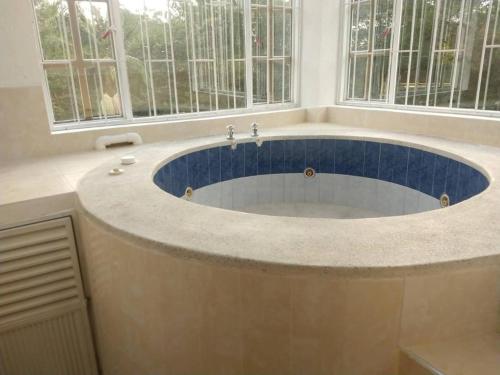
left=33, top=0, right=302, bottom=132
left=337, top=0, right=500, bottom=119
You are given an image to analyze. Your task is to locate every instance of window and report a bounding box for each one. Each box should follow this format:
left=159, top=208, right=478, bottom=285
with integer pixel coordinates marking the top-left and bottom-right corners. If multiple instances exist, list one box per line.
left=342, top=0, right=500, bottom=115
left=33, top=0, right=297, bottom=130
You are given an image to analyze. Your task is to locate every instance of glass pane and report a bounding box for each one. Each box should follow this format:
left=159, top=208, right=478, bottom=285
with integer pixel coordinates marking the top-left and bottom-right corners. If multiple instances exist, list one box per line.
left=273, top=9, right=284, bottom=56
left=122, top=0, right=247, bottom=116
left=371, top=53, right=390, bottom=100
left=45, top=66, right=80, bottom=122
left=253, top=59, right=267, bottom=103
left=373, top=0, right=393, bottom=51
left=271, top=60, right=284, bottom=103
left=77, top=1, right=114, bottom=60
left=34, top=0, right=74, bottom=60
left=252, top=5, right=268, bottom=57
left=85, top=63, right=122, bottom=118
left=348, top=55, right=368, bottom=99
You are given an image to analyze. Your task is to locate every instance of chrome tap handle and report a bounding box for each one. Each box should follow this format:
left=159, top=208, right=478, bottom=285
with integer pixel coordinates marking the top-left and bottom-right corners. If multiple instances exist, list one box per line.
left=251, top=122, right=259, bottom=137
left=226, top=124, right=235, bottom=140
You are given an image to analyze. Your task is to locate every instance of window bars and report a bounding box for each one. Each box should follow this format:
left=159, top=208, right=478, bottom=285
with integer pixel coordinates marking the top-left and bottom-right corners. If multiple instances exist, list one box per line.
left=343, top=0, right=500, bottom=114
left=33, top=0, right=296, bottom=129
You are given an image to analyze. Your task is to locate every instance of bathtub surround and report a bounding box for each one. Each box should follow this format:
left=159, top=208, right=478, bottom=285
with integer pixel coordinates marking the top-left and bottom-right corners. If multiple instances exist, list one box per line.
left=1, top=124, right=500, bottom=375
left=74, top=125, right=500, bottom=374
left=78, top=211, right=499, bottom=375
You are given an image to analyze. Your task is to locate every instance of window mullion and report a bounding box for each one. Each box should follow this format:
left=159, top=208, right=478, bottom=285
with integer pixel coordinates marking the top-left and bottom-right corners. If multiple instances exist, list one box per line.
left=67, top=0, right=93, bottom=120
left=166, top=0, right=179, bottom=114
left=388, top=0, right=403, bottom=104
left=425, top=0, right=441, bottom=107
left=448, top=0, right=466, bottom=108
left=244, top=0, right=253, bottom=108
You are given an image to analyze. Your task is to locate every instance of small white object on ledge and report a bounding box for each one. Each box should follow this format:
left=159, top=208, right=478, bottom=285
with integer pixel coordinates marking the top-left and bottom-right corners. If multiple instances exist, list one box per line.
left=121, top=155, right=136, bottom=165
left=109, top=168, right=124, bottom=176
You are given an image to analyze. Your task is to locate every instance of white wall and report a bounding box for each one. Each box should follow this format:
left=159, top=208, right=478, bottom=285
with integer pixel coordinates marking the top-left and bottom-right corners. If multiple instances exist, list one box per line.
left=299, top=0, right=342, bottom=107
left=0, top=0, right=42, bottom=88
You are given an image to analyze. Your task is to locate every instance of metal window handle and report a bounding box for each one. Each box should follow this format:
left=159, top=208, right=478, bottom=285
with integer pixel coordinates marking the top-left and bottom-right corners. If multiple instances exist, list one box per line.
left=251, top=122, right=259, bottom=137
left=226, top=125, right=235, bottom=140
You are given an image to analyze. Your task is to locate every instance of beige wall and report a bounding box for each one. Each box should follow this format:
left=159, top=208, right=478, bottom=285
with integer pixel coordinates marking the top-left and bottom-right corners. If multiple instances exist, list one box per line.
left=326, top=106, right=500, bottom=148
left=79, top=213, right=499, bottom=375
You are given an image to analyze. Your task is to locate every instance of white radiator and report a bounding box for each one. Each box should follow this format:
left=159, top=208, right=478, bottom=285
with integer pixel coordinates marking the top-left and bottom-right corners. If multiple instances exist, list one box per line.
left=0, top=217, right=98, bottom=375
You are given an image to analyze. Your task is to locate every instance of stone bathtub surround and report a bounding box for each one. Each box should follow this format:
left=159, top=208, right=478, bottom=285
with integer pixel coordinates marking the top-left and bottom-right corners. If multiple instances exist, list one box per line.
left=77, top=125, right=500, bottom=274
left=74, top=125, right=500, bottom=374
left=79, top=216, right=499, bottom=375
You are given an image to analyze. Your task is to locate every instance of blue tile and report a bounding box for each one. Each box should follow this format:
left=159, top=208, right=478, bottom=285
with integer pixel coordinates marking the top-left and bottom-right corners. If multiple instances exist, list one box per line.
left=208, top=147, right=221, bottom=184
left=432, top=155, right=448, bottom=199
left=407, top=148, right=423, bottom=190
left=305, top=139, right=321, bottom=171
left=457, top=164, right=480, bottom=202
left=364, top=142, right=380, bottom=179
left=393, top=145, right=409, bottom=186
left=153, top=171, right=164, bottom=190
left=379, top=144, right=395, bottom=183
left=351, top=140, right=365, bottom=177
left=285, top=140, right=305, bottom=173
left=334, top=139, right=351, bottom=175
left=478, top=173, right=489, bottom=193
left=469, top=169, right=484, bottom=198
left=419, top=151, right=436, bottom=196
left=270, top=140, right=285, bottom=173
left=444, top=159, right=459, bottom=204
left=244, top=142, right=258, bottom=177
left=188, top=150, right=209, bottom=189
left=257, top=141, right=271, bottom=174
left=170, top=155, right=188, bottom=197
left=231, top=145, right=245, bottom=179
left=160, top=164, right=172, bottom=192
left=220, top=146, right=233, bottom=182
left=318, top=139, right=335, bottom=173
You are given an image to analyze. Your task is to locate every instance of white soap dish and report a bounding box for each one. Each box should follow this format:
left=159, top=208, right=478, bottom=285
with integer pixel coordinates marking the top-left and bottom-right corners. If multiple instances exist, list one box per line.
left=121, top=155, right=136, bottom=165
left=109, top=168, right=124, bottom=176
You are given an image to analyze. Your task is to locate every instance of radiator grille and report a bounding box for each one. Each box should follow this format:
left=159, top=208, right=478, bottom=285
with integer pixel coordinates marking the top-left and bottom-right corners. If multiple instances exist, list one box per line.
left=0, top=217, right=98, bottom=375
left=0, top=219, right=84, bottom=327
left=0, top=309, right=97, bottom=375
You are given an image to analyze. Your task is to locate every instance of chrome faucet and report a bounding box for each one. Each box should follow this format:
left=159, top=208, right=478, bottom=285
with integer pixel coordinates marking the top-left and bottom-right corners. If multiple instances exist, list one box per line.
left=226, top=124, right=235, bottom=140
left=251, top=122, right=259, bottom=137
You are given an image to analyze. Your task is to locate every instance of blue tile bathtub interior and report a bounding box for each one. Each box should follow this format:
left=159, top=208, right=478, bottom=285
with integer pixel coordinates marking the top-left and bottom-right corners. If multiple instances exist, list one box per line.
left=154, top=138, right=489, bottom=206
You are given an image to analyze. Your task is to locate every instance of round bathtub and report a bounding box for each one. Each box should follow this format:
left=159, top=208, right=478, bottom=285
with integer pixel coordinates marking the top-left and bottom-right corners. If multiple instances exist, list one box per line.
left=76, top=126, right=500, bottom=375
left=153, top=138, right=489, bottom=218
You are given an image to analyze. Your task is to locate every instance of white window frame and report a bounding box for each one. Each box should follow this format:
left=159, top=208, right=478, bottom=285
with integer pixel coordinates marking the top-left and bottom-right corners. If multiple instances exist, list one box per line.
left=337, top=0, right=500, bottom=119
left=33, top=0, right=301, bottom=132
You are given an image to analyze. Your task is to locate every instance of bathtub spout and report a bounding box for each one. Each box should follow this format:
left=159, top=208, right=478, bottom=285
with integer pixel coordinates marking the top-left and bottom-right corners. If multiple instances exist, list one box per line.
left=226, top=124, right=235, bottom=140
left=251, top=122, right=259, bottom=137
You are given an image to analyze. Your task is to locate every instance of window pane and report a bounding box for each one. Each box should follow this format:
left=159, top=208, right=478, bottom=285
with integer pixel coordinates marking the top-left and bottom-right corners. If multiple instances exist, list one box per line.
left=77, top=1, right=114, bottom=60
left=34, top=0, right=123, bottom=124
left=45, top=66, right=81, bottom=122
left=34, top=0, right=295, bottom=127
left=121, top=0, right=248, bottom=117
left=345, top=0, right=500, bottom=114
left=252, top=0, right=294, bottom=104
left=34, top=0, right=74, bottom=60
left=85, top=63, right=122, bottom=118
left=346, top=0, right=393, bottom=102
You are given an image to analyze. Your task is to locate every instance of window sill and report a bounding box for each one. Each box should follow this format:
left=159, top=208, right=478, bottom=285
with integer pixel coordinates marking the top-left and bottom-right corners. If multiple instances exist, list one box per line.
left=335, top=101, right=500, bottom=121
left=50, top=103, right=300, bottom=134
